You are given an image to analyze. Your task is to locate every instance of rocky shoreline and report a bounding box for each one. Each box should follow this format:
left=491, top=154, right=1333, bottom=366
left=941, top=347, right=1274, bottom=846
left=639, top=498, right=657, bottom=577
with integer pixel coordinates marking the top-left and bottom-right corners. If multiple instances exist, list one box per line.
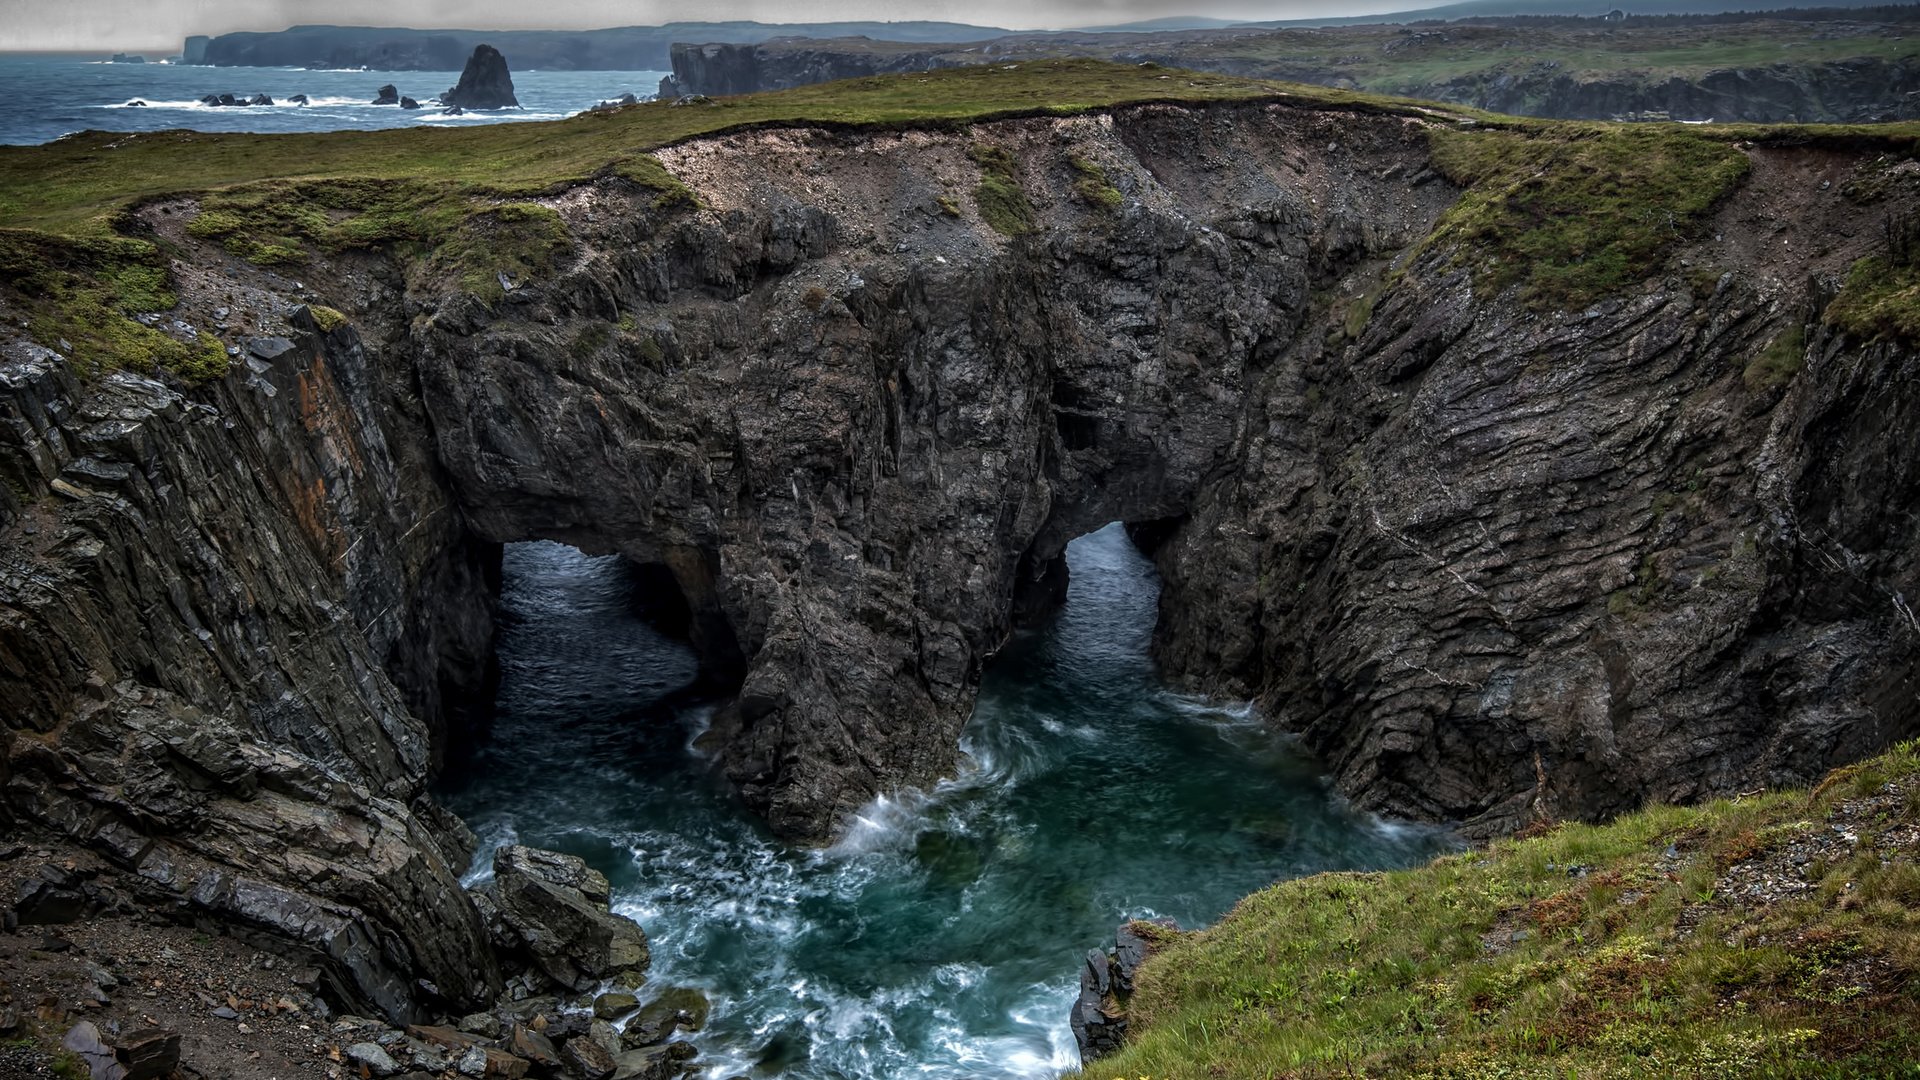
left=2, top=833, right=712, bottom=1079
left=3, top=94, right=1917, bottom=1072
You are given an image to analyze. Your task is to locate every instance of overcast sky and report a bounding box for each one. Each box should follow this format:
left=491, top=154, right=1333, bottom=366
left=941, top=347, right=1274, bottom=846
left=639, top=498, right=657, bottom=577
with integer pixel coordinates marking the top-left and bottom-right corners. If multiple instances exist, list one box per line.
left=1, top=0, right=1431, bottom=53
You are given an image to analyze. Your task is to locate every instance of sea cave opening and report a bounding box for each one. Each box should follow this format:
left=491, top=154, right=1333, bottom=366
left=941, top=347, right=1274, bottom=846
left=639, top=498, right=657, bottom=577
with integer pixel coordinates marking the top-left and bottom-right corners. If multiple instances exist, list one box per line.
left=438, top=528, right=1452, bottom=1079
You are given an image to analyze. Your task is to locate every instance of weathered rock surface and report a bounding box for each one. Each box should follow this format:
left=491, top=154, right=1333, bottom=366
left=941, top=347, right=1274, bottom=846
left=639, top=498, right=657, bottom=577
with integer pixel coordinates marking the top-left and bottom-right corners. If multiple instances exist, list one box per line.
left=441, top=45, right=518, bottom=110
left=1070, top=919, right=1176, bottom=1062
left=0, top=306, right=501, bottom=1022
left=3, top=96, right=1918, bottom=1025
left=482, top=846, right=648, bottom=990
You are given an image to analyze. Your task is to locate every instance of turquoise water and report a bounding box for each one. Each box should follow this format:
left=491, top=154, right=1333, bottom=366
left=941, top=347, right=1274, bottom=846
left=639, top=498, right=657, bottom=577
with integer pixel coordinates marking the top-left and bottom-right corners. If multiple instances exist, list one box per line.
left=439, top=524, right=1453, bottom=1078
left=0, top=54, right=665, bottom=145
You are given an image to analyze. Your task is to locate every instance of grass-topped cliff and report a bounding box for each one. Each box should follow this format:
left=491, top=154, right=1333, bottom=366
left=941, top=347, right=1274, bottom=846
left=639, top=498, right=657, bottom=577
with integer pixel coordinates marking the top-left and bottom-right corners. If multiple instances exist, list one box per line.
left=1073, top=741, right=1920, bottom=1079
left=0, top=59, right=1916, bottom=369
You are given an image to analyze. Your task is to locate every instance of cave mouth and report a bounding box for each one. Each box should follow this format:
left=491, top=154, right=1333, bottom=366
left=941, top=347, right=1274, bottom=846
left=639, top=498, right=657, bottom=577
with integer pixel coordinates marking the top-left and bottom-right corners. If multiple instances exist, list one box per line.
left=437, top=527, right=1453, bottom=1078
left=433, top=539, right=718, bottom=802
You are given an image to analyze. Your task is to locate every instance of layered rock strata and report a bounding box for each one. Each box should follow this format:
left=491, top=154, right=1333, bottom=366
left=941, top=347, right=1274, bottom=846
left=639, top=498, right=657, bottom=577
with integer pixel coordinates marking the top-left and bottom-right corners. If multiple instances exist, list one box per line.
left=2, top=98, right=1917, bottom=1019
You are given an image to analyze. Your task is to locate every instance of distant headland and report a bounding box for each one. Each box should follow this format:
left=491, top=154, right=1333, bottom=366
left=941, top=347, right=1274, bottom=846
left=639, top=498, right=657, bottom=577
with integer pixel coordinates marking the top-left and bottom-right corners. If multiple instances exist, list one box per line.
left=177, top=21, right=1015, bottom=71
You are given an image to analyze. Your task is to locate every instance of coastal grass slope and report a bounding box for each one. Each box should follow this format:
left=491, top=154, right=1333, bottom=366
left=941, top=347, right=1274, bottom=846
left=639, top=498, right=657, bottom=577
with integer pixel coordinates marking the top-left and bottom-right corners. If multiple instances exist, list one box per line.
left=0, top=60, right=1444, bottom=239
left=1073, top=741, right=1920, bottom=1079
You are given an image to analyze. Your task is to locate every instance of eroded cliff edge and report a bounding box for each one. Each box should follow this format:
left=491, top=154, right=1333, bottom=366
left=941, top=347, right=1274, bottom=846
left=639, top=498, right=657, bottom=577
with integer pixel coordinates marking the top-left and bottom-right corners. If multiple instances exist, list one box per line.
left=3, top=96, right=1917, bottom=1022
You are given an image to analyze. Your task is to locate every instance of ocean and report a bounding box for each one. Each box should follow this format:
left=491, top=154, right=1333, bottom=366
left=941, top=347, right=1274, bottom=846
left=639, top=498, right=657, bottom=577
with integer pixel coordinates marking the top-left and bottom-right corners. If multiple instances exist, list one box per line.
left=439, top=526, right=1453, bottom=1079
left=0, top=53, right=667, bottom=146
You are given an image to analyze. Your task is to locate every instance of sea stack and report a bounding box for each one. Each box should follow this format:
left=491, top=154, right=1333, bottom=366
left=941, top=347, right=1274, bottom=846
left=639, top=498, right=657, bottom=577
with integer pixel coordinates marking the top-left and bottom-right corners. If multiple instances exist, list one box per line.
left=441, top=44, right=519, bottom=110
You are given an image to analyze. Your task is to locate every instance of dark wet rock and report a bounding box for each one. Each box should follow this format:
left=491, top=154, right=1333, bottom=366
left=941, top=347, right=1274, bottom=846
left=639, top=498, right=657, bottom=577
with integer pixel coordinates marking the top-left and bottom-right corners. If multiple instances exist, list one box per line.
left=561, top=1035, right=618, bottom=1080
left=457, top=1011, right=504, bottom=1038
left=109, top=53, right=146, bottom=64
left=1071, top=919, right=1178, bottom=1063
left=246, top=335, right=296, bottom=361
left=289, top=93, right=310, bottom=105
left=407, top=1024, right=481, bottom=1054
left=0, top=320, right=500, bottom=1023
left=485, top=846, right=647, bottom=991
left=592, top=991, right=638, bottom=1019
left=609, top=1045, right=686, bottom=1080
left=373, top=84, right=400, bottom=105
left=455, top=1046, right=531, bottom=1078
left=14, top=863, right=99, bottom=924
left=113, top=1028, right=180, bottom=1080
left=6, top=98, right=1920, bottom=1042
left=400, top=96, right=422, bottom=110
left=247, top=93, right=274, bottom=106
left=441, top=44, right=518, bottom=110
left=124, top=100, right=146, bottom=107
left=621, top=988, right=708, bottom=1048
left=507, top=1024, right=561, bottom=1068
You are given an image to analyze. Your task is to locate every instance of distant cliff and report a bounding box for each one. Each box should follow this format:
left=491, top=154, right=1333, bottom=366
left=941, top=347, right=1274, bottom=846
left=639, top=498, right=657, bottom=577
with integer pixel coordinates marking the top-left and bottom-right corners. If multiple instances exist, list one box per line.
left=658, top=39, right=975, bottom=98
left=660, top=17, right=1920, bottom=123
left=190, top=20, right=1012, bottom=70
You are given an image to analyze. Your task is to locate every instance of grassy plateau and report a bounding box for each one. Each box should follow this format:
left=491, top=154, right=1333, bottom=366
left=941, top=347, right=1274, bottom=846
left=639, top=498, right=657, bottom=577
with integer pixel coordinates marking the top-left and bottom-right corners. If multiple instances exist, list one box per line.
left=0, top=59, right=1915, bottom=364
left=1073, top=741, right=1920, bottom=1079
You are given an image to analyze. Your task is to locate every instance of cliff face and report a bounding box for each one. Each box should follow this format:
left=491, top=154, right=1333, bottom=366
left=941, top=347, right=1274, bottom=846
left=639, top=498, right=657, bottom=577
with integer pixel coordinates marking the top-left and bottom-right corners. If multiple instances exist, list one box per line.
left=659, top=40, right=970, bottom=98
left=3, top=98, right=1916, bottom=1016
left=660, top=32, right=1920, bottom=124
left=1418, top=56, right=1920, bottom=122
left=0, top=307, right=502, bottom=1021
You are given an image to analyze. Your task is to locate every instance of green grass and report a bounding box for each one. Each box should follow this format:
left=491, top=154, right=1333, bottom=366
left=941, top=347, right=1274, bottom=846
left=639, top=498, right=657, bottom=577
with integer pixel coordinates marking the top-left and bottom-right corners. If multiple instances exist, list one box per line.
left=1072, top=740, right=1920, bottom=1080
left=970, top=142, right=1035, bottom=236
left=0, top=230, right=228, bottom=381
left=1744, top=323, right=1807, bottom=391
left=1069, top=154, right=1123, bottom=213
left=1826, top=257, right=1920, bottom=344
left=0, top=60, right=1406, bottom=380
left=0, top=61, right=1367, bottom=240
left=1422, top=123, right=1752, bottom=309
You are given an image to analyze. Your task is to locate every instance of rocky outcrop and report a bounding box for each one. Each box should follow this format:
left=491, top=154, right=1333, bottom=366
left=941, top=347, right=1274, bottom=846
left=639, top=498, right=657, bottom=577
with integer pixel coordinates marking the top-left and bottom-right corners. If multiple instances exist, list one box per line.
left=477, top=846, right=648, bottom=991
left=657, top=25, right=1920, bottom=124
left=1424, top=57, right=1920, bottom=123
left=659, top=39, right=970, bottom=99
left=4, top=96, right=1918, bottom=1021
left=372, top=84, right=400, bottom=105
left=1071, top=919, right=1177, bottom=1062
left=441, top=45, right=518, bottom=111
left=0, top=307, right=502, bottom=1022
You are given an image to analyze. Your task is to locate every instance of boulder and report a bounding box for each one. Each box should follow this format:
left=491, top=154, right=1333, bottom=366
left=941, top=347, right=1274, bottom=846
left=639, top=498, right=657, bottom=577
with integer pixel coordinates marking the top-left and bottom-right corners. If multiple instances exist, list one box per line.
left=61, top=1021, right=121, bottom=1080
left=620, top=988, right=708, bottom=1049
left=125, top=100, right=146, bottom=107
left=289, top=93, right=309, bottom=105
left=345, top=1042, right=401, bottom=1077
left=372, top=84, right=400, bottom=105
left=507, top=1024, right=561, bottom=1069
left=561, top=1036, right=617, bottom=1080
left=441, top=44, right=518, bottom=110
left=247, top=93, right=274, bottom=106
left=592, top=991, right=638, bottom=1020
left=609, top=1046, right=682, bottom=1080
left=400, top=97, right=421, bottom=110
left=486, top=845, right=647, bottom=991
left=455, top=1046, right=530, bottom=1079
left=114, top=1028, right=180, bottom=1080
